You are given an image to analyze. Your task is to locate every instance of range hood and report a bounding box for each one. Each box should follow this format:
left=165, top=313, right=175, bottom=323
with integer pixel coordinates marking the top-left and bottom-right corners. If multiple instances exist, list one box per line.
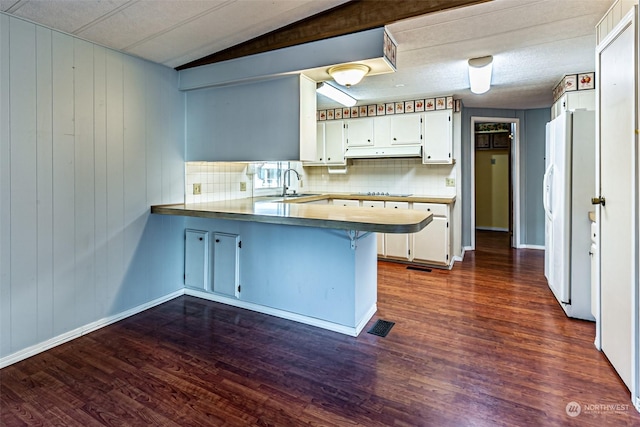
left=344, top=145, right=422, bottom=159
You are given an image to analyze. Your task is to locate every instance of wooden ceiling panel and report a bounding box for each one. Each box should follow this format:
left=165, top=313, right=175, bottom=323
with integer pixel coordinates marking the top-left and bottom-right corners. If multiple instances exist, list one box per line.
left=176, top=0, right=489, bottom=70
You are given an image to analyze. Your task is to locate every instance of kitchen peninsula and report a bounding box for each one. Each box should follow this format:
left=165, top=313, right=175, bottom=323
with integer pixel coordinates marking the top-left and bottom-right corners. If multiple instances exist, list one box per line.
left=151, top=196, right=432, bottom=336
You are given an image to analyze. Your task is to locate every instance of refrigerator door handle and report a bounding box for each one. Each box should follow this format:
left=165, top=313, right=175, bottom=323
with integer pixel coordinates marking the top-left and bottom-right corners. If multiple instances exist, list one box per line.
left=543, top=164, right=553, bottom=217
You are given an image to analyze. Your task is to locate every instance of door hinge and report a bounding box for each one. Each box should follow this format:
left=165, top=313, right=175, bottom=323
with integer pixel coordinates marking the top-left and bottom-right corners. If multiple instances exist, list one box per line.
left=238, top=241, right=242, bottom=249
left=408, top=249, right=411, bottom=256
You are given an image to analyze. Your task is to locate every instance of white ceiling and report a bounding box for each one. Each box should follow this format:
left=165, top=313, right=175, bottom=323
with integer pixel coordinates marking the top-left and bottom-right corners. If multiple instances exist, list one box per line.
left=1, top=0, right=613, bottom=110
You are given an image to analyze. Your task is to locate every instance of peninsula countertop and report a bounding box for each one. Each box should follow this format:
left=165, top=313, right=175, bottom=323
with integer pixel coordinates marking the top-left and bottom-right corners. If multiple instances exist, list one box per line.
left=151, top=196, right=433, bottom=233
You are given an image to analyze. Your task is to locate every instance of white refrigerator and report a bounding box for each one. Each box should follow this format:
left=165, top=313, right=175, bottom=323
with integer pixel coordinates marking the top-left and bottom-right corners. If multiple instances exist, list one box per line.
left=543, top=110, right=595, bottom=321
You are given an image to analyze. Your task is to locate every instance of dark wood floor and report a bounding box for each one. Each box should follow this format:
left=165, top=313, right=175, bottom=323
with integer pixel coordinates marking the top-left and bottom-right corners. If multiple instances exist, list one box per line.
left=2, top=230, right=639, bottom=426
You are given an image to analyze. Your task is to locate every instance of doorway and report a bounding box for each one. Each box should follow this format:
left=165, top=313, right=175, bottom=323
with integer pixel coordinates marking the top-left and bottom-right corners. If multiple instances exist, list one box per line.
left=470, top=117, right=520, bottom=250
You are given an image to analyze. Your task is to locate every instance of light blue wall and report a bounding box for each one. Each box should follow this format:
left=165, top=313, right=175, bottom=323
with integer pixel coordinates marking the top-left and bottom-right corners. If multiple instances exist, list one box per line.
left=461, top=106, right=549, bottom=248
left=186, top=76, right=303, bottom=161
left=0, top=14, right=186, bottom=362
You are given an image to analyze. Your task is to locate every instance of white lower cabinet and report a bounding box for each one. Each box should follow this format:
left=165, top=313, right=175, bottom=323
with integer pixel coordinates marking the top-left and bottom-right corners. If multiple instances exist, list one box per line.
left=332, top=199, right=360, bottom=207
left=212, top=232, right=241, bottom=298
left=362, top=200, right=385, bottom=256
left=185, top=229, right=209, bottom=290
left=384, top=201, right=411, bottom=260
left=412, top=203, right=450, bottom=266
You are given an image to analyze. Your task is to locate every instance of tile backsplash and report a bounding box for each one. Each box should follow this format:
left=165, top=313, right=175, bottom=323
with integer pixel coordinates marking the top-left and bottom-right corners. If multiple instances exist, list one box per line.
left=185, top=159, right=456, bottom=203
left=185, top=162, right=252, bottom=203
left=303, top=159, right=456, bottom=197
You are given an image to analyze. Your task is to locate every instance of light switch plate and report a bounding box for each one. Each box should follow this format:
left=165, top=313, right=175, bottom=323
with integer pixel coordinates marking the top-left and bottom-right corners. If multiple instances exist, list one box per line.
left=445, top=178, right=455, bottom=187
left=193, top=183, right=201, bottom=195
left=240, top=182, right=247, bottom=191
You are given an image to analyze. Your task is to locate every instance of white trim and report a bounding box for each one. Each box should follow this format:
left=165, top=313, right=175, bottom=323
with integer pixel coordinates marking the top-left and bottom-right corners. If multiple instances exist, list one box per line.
left=518, top=244, right=545, bottom=250
left=0, top=289, right=185, bottom=369
left=463, top=245, right=473, bottom=252
left=470, top=116, right=521, bottom=251
left=185, top=288, right=376, bottom=337
left=452, top=247, right=465, bottom=263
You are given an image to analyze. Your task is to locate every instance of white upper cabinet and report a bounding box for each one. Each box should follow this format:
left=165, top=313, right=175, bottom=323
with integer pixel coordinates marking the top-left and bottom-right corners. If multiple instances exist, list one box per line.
left=311, top=120, right=345, bottom=165
left=324, top=120, right=346, bottom=164
left=345, top=117, right=374, bottom=147
left=423, top=109, right=453, bottom=164
left=390, top=113, right=422, bottom=145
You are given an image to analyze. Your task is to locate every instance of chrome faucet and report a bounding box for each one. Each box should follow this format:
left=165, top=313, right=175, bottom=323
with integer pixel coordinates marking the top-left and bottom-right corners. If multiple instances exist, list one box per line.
left=282, top=168, right=300, bottom=196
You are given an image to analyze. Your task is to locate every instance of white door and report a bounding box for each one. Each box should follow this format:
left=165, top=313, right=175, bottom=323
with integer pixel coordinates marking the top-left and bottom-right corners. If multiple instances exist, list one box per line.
left=423, top=110, right=452, bottom=163
left=543, top=122, right=554, bottom=282
left=598, top=16, right=636, bottom=390
left=385, top=202, right=410, bottom=259
left=390, top=114, right=422, bottom=145
left=550, top=113, right=571, bottom=304
left=346, top=118, right=374, bottom=147
left=362, top=200, right=385, bottom=256
left=213, top=233, right=240, bottom=298
left=324, top=120, right=345, bottom=164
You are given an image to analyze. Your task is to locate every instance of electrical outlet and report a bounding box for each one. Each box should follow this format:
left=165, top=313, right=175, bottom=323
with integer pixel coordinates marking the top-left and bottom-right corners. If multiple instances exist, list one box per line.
left=445, top=178, right=455, bottom=187
left=193, top=183, right=201, bottom=195
left=240, top=181, right=247, bottom=191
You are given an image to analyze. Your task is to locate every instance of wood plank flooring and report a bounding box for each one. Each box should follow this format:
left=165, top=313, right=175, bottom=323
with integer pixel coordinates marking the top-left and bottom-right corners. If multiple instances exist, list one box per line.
left=2, top=230, right=639, bottom=426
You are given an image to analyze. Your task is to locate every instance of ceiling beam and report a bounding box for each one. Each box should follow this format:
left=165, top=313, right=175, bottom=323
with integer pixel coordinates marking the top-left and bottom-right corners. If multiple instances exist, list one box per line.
left=176, top=0, right=489, bottom=70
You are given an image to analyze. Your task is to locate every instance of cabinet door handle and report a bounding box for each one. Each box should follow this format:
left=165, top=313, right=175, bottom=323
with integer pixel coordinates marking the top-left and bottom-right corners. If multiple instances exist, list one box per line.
left=198, top=237, right=203, bottom=241
left=591, top=196, right=605, bottom=206
left=215, top=239, right=220, bottom=243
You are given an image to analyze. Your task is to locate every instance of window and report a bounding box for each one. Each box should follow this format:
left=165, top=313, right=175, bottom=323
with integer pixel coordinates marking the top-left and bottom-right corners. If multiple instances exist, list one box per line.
left=253, top=162, right=290, bottom=190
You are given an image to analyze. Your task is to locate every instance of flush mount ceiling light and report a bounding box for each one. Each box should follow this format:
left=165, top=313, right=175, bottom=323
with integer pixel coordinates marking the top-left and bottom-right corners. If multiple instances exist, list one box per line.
left=468, top=55, right=493, bottom=94
left=328, top=63, right=370, bottom=87
left=316, top=82, right=357, bottom=107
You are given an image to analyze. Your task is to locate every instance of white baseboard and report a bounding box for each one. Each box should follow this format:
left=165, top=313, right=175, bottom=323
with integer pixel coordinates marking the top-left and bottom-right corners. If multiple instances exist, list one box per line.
left=0, top=289, right=185, bottom=369
left=518, top=244, right=545, bottom=250
left=186, top=288, right=376, bottom=337
left=463, top=245, right=474, bottom=252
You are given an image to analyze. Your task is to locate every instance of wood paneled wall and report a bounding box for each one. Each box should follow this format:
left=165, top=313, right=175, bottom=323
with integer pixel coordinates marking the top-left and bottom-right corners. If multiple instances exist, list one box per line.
left=0, top=14, right=186, bottom=362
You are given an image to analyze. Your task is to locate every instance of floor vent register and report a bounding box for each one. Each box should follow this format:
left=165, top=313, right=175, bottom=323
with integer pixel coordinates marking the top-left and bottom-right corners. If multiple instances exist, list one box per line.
left=367, top=319, right=395, bottom=337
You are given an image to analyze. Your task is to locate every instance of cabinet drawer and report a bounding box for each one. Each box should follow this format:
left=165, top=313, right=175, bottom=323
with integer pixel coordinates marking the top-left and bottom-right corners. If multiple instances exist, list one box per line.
left=413, top=202, right=448, bottom=217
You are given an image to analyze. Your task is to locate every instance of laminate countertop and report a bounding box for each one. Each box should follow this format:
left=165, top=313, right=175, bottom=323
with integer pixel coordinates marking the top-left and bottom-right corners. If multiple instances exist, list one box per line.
left=151, top=195, right=437, bottom=233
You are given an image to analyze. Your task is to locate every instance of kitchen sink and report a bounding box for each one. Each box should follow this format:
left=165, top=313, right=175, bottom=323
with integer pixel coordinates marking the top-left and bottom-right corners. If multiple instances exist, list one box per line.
left=266, top=193, right=318, bottom=198
left=283, top=193, right=318, bottom=198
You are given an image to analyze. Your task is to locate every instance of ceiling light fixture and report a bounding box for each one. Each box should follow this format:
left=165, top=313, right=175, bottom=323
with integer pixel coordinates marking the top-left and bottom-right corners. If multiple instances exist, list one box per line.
left=328, top=63, right=370, bottom=87
left=468, top=55, right=493, bottom=94
left=316, top=82, right=357, bottom=107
